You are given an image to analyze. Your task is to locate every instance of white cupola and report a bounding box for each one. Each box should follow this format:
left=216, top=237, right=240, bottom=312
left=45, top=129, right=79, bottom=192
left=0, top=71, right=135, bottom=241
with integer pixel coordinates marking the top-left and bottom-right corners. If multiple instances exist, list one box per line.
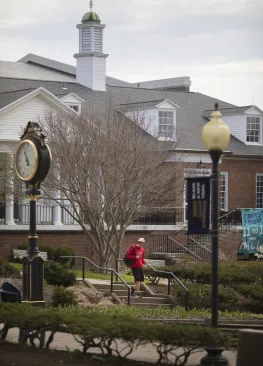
left=74, top=1, right=108, bottom=91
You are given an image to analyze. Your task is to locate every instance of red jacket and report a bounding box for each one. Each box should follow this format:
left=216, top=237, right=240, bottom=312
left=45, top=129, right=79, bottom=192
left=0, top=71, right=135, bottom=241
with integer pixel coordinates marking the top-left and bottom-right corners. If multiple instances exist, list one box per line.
left=127, top=245, right=145, bottom=268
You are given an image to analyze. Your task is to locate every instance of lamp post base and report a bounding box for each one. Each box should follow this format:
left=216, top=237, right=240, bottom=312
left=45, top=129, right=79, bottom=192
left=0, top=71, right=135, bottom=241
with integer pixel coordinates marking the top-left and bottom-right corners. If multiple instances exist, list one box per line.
left=22, top=255, right=45, bottom=304
left=200, top=347, right=229, bottom=365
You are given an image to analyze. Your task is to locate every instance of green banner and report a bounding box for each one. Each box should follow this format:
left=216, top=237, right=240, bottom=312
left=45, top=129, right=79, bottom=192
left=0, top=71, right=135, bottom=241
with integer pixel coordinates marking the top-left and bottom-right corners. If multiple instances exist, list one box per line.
left=239, top=209, right=263, bottom=254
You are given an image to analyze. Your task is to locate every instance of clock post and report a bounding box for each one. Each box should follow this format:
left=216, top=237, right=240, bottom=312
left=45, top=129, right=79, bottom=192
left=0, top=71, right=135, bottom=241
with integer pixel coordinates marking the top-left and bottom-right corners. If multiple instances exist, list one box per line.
left=15, top=122, right=52, bottom=305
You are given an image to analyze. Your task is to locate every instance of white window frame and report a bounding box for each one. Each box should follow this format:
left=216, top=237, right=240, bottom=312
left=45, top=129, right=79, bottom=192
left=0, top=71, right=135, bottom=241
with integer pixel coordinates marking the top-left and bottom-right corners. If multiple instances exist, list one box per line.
left=256, top=173, right=263, bottom=208
left=246, top=116, right=262, bottom=145
left=158, top=109, right=175, bottom=140
left=69, top=104, right=81, bottom=114
left=220, top=172, right=228, bottom=212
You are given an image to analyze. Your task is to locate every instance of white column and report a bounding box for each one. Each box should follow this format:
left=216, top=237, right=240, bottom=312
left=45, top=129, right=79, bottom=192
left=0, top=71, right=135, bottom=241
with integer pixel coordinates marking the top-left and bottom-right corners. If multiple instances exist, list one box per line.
left=53, top=194, right=62, bottom=225
left=52, top=168, right=62, bottom=225
left=5, top=154, right=16, bottom=225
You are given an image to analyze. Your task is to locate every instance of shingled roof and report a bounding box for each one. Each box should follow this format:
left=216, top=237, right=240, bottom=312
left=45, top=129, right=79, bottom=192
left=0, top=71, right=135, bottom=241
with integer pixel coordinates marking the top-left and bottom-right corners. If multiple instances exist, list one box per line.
left=0, top=76, right=262, bottom=157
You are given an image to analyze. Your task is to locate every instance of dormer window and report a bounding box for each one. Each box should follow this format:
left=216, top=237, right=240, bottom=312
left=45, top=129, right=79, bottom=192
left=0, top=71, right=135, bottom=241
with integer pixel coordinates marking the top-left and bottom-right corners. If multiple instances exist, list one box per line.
left=69, top=105, right=80, bottom=113
left=246, top=116, right=261, bottom=144
left=158, top=110, right=174, bottom=138
left=61, top=93, right=85, bottom=115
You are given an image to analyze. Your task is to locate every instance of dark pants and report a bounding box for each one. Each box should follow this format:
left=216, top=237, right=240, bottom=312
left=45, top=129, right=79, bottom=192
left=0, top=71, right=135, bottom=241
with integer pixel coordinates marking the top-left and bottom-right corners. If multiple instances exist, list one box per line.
left=132, top=267, right=144, bottom=282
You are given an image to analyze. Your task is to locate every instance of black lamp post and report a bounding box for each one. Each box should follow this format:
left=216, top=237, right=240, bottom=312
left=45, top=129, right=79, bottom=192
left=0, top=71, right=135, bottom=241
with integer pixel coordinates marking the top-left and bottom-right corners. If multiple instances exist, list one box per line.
left=14, top=122, right=51, bottom=305
left=200, top=104, right=230, bottom=366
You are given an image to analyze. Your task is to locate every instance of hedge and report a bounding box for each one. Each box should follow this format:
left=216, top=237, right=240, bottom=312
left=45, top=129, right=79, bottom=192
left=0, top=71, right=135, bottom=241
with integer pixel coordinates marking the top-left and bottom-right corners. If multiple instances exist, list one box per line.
left=53, top=247, right=76, bottom=267
left=0, top=260, right=21, bottom=279
left=52, top=286, right=78, bottom=308
left=173, top=282, right=263, bottom=313
left=0, top=303, right=234, bottom=365
left=145, top=261, right=263, bottom=286
left=44, top=262, right=76, bottom=287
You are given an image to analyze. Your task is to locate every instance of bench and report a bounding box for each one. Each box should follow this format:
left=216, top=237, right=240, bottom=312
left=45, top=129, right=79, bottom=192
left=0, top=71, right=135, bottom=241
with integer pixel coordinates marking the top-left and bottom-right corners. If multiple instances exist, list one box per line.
left=13, top=249, right=48, bottom=261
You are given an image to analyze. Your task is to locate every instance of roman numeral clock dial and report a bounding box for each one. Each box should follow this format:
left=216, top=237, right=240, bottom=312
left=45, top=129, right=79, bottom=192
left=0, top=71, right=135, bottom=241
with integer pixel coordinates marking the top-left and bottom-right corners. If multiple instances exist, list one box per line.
left=15, top=140, right=39, bottom=181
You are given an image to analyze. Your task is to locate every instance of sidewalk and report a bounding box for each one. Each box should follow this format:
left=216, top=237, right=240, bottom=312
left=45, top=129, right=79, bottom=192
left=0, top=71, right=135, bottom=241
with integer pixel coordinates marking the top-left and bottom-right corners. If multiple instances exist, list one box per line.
left=5, top=327, right=237, bottom=365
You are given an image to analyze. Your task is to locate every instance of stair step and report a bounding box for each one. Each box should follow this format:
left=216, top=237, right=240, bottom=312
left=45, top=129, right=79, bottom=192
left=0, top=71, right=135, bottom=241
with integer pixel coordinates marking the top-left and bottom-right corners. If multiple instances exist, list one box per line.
left=131, top=303, right=173, bottom=309
left=95, top=289, right=146, bottom=297
left=121, top=296, right=169, bottom=304
left=93, top=283, right=128, bottom=290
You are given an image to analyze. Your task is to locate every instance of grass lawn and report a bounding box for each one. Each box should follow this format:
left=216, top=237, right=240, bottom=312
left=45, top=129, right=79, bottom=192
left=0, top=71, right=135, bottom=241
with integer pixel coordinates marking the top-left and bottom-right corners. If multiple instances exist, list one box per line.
left=10, top=262, right=136, bottom=283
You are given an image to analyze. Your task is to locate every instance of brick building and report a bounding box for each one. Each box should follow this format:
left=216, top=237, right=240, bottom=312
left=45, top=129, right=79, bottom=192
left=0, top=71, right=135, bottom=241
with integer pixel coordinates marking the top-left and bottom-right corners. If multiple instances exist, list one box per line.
left=0, top=5, right=262, bottom=260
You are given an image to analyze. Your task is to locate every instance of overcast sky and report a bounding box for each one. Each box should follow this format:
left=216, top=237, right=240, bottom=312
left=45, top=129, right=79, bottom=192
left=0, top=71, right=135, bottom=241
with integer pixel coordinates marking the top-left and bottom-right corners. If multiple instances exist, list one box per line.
left=0, top=0, right=262, bottom=109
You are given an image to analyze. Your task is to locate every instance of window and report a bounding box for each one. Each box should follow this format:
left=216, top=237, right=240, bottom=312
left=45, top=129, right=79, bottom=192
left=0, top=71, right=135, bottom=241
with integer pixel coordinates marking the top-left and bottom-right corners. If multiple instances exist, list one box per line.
left=69, top=105, right=79, bottom=113
left=158, top=110, right=174, bottom=138
left=246, top=116, right=261, bottom=144
left=220, top=172, right=228, bottom=211
left=256, top=174, right=263, bottom=208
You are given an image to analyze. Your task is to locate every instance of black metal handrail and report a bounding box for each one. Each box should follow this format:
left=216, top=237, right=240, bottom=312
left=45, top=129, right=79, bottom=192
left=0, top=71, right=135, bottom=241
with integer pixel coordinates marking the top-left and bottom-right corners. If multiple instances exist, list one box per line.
left=61, top=256, right=132, bottom=305
left=167, top=236, right=205, bottom=262
left=146, top=263, right=189, bottom=310
left=188, top=235, right=224, bottom=262
left=219, top=208, right=242, bottom=230
left=149, top=235, right=204, bottom=262
left=115, top=258, right=189, bottom=310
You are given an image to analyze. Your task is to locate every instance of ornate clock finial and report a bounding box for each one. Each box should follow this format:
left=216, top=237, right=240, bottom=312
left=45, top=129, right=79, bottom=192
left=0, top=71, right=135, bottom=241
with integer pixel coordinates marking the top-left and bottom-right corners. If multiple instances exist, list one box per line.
left=90, top=0, right=93, bottom=11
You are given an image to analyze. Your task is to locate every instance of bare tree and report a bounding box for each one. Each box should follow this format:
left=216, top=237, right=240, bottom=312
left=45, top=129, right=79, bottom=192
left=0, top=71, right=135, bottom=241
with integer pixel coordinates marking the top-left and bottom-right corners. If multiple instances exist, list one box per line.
left=43, top=100, right=184, bottom=267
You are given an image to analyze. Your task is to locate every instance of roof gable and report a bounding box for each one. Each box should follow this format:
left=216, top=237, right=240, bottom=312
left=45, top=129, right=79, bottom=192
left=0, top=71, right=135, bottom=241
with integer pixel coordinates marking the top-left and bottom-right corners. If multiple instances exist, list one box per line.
left=61, top=92, right=85, bottom=104
left=244, top=106, right=263, bottom=115
left=0, top=87, right=77, bottom=117
left=120, top=98, right=179, bottom=110
left=155, top=99, right=180, bottom=109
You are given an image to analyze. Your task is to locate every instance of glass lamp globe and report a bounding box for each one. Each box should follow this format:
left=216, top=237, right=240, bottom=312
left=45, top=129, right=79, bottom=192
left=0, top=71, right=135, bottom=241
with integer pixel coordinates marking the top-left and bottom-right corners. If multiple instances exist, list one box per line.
left=202, top=104, right=230, bottom=151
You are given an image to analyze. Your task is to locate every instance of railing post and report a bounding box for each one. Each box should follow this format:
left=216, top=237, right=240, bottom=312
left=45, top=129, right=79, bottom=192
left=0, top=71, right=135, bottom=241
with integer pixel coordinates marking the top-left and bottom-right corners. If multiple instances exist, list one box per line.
left=168, top=277, right=171, bottom=295
left=115, top=260, right=118, bottom=282
left=82, top=258, right=85, bottom=280
left=128, top=287, right=131, bottom=306
left=110, top=270, right=114, bottom=293
left=185, top=291, right=189, bottom=311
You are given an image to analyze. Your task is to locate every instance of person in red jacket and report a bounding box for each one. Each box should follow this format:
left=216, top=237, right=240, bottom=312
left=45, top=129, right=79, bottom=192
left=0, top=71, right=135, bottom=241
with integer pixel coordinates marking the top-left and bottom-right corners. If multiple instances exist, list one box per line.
left=127, top=238, right=146, bottom=297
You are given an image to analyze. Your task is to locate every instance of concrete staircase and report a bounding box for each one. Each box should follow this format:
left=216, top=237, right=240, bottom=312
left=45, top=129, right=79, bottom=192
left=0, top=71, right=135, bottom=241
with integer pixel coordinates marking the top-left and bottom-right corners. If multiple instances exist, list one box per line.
left=92, top=281, right=174, bottom=309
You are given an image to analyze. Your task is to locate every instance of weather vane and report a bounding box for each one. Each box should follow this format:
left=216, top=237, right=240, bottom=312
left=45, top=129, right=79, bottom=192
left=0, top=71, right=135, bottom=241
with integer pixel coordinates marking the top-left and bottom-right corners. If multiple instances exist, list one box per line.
left=90, top=0, right=93, bottom=11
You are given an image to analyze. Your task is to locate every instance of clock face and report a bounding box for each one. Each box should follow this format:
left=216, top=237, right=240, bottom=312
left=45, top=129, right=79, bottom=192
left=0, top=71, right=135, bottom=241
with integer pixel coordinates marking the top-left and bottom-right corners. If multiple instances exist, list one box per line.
left=15, top=140, right=39, bottom=181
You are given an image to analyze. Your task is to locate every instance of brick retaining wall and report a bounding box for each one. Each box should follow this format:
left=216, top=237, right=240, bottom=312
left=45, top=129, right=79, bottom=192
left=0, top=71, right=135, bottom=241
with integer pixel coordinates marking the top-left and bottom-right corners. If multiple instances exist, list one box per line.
left=0, top=229, right=242, bottom=262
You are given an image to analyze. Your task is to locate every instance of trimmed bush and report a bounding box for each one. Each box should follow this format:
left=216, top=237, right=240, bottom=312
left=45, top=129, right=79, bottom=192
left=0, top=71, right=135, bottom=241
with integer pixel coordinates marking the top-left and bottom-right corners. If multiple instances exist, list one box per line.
left=0, top=260, right=21, bottom=278
left=173, top=282, right=263, bottom=313
left=53, top=247, right=76, bottom=267
left=147, top=261, right=262, bottom=286
left=0, top=302, right=233, bottom=364
left=44, top=262, right=76, bottom=287
left=174, top=283, right=244, bottom=310
left=234, top=283, right=263, bottom=312
left=38, top=245, right=55, bottom=260
left=52, top=286, right=77, bottom=308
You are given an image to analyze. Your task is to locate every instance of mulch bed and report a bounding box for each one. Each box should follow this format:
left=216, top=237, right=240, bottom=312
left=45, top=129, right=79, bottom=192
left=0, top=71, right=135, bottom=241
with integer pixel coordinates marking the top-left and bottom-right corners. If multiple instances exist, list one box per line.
left=0, top=342, right=158, bottom=366
left=0, top=279, right=114, bottom=308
